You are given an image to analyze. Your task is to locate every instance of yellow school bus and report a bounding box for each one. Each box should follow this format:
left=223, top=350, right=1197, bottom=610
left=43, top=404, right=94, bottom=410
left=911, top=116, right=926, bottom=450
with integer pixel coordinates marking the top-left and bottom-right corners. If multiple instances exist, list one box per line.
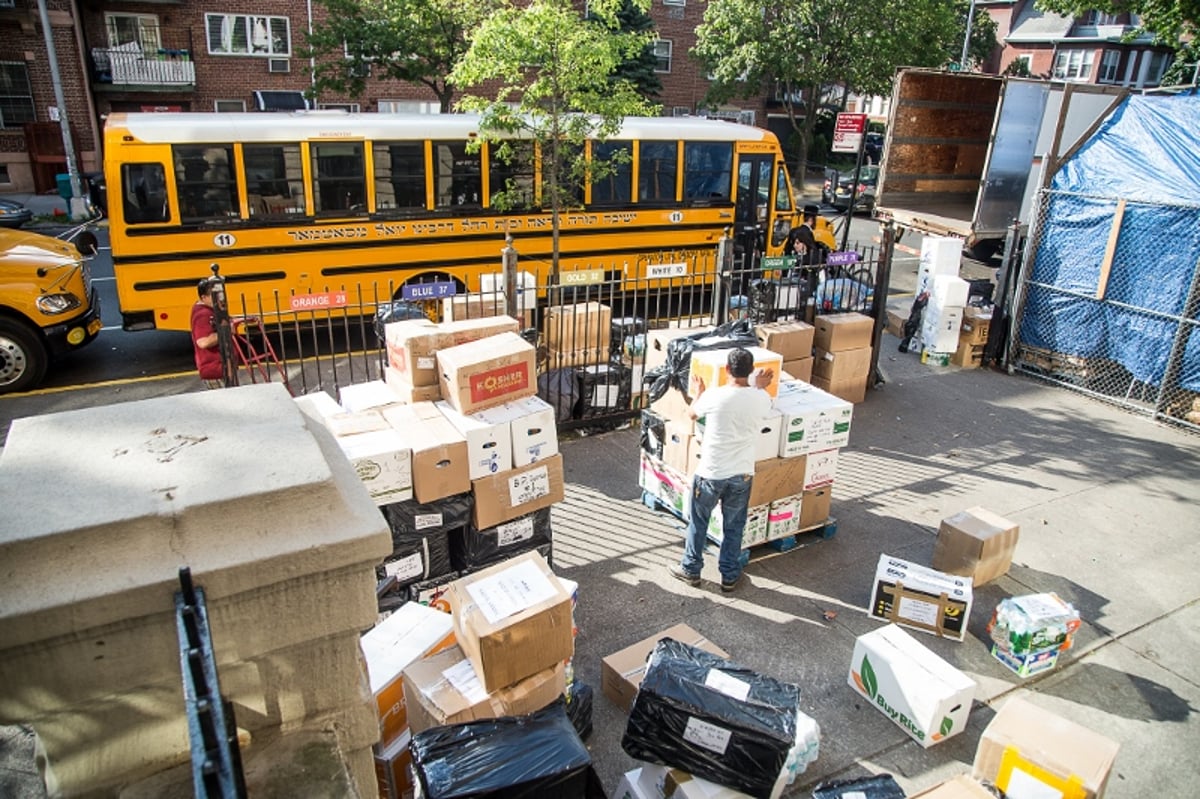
left=103, top=111, right=806, bottom=331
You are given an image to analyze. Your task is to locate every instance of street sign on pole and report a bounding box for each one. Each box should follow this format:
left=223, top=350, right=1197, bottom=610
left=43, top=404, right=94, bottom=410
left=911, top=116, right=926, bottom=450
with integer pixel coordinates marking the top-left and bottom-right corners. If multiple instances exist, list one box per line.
left=831, top=113, right=868, bottom=154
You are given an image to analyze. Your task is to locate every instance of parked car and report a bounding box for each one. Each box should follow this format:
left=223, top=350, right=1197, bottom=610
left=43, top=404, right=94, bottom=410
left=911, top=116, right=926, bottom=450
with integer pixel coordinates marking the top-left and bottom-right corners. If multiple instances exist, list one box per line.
left=0, top=197, right=33, bottom=229
left=822, top=165, right=879, bottom=214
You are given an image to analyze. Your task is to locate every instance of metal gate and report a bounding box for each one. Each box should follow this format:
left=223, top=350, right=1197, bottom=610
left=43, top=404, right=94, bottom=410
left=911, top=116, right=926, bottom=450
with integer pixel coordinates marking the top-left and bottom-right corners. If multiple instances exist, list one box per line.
left=1010, top=189, right=1200, bottom=432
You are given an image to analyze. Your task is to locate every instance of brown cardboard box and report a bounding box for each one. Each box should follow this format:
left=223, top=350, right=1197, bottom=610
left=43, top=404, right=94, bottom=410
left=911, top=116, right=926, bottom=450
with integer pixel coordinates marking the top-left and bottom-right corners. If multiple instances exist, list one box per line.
left=383, top=402, right=471, bottom=503
left=813, top=312, right=874, bottom=351
left=798, top=485, right=831, bottom=529
left=438, top=331, right=537, bottom=415
left=650, top=386, right=694, bottom=425
left=755, top=320, right=815, bottom=361
left=908, top=775, right=996, bottom=798
left=542, top=302, right=613, bottom=352
left=812, top=346, right=872, bottom=382
left=373, top=731, right=413, bottom=799
left=471, top=453, right=565, bottom=530
left=384, top=365, right=443, bottom=402
left=600, top=623, right=730, bottom=712
left=543, top=347, right=608, bottom=370
left=386, top=316, right=519, bottom=387
left=749, top=456, right=809, bottom=507
left=951, top=340, right=984, bottom=368
left=646, top=327, right=707, bottom=371
left=447, top=550, right=574, bottom=692
left=441, top=294, right=533, bottom=328
left=972, top=697, right=1120, bottom=799
left=960, top=306, right=992, bottom=346
left=811, top=373, right=869, bottom=404
left=933, top=507, right=1019, bottom=586
left=662, top=420, right=693, bottom=475
left=402, top=645, right=566, bottom=734
left=781, top=357, right=813, bottom=383
left=886, top=307, right=907, bottom=339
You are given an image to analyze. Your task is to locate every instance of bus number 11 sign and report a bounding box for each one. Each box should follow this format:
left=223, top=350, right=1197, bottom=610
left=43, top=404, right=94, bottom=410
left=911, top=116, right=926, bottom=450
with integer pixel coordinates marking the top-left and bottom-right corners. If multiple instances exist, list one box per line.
left=832, top=113, right=868, bottom=154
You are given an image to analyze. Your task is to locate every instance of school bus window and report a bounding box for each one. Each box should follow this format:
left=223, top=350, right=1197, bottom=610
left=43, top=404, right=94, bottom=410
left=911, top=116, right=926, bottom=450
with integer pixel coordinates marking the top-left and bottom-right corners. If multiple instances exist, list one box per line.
left=683, top=141, right=733, bottom=204
left=244, top=143, right=305, bottom=217
left=373, top=142, right=426, bottom=213
left=174, top=145, right=238, bottom=223
left=774, top=163, right=793, bottom=212
left=544, top=141, right=584, bottom=208
left=121, top=163, right=170, bottom=224
left=434, top=141, right=482, bottom=209
left=639, top=141, right=678, bottom=203
left=312, top=141, right=366, bottom=215
left=590, top=140, right=632, bottom=206
left=489, top=141, right=535, bottom=210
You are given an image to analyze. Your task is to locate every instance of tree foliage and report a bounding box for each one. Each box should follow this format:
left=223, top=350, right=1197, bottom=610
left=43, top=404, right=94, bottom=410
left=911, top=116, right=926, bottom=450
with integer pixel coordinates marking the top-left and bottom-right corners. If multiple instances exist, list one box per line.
left=1036, top=0, right=1199, bottom=85
left=590, top=0, right=663, bottom=99
left=304, top=0, right=498, bottom=111
left=693, top=0, right=995, bottom=175
left=450, top=0, right=659, bottom=274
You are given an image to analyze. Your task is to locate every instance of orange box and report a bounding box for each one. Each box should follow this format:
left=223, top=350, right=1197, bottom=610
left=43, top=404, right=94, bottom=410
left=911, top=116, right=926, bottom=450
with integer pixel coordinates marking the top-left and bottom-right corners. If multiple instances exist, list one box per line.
left=373, top=730, right=414, bottom=799
left=689, top=346, right=783, bottom=397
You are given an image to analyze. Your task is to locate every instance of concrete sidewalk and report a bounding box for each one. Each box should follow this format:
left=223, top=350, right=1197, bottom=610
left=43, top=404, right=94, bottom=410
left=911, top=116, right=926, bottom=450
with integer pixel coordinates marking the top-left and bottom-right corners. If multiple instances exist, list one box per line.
left=554, top=337, right=1200, bottom=796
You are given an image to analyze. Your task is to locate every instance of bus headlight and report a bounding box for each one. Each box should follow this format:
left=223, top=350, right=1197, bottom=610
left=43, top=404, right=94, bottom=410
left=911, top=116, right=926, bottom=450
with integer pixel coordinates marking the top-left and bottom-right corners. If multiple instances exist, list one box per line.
left=37, top=293, right=83, bottom=315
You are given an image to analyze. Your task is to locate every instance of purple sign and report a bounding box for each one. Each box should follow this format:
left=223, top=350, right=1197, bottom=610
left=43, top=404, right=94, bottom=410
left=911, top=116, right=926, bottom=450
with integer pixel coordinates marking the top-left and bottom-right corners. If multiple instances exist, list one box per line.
left=826, top=250, right=860, bottom=266
left=401, top=280, right=457, bottom=301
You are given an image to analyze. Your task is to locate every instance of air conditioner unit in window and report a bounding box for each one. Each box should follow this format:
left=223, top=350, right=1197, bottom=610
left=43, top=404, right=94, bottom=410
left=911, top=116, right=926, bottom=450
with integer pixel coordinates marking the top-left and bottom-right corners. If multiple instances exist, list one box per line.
left=268, top=58, right=291, bottom=74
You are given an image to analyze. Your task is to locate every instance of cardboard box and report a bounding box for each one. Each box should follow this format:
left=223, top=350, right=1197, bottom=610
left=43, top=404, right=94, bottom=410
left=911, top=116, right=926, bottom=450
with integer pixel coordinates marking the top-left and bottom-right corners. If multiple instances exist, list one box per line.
left=338, top=379, right=404, bottom=413
left=885, top=307, right=907, bottom=338
left=543, top=302, right=613, bottom=352
left=918, top=236, right=962, bottom=295
left=637, top=764, right=756, bottom=798
left=474, top=395, right=559, bottom=466
left=435, top=400, right=513, bottom=479
left=755, top=320, right=815, bottom=361
left=689, top=346, right=783, bottom=397
left=812, top=346, right=871, bottom=382
left=931, top=274, right=970, bottom=310
left=699, top=406, right=785, bottom=462
left=869, top=554, right=974, bottom=641
left=384, top=365, right=442, bottom=402
left=972, top=696, right=1120, bottom=799
left=650, top=386, right=694, bottom=425
left=804, top=448, right=837, bottom=489
left=810, top=373, right=869, bottom=404
left=639, top=452, right=692, bottom=521
left=908, top=775, right=995, bottom=799
left=373, top=730, right=413, bottom=799
left=335, top=429, right=413, bottom=506
left=813, top=313, right=874, bottom=352
left=950, top=340, right=984, bottom=368
left=989, top=643, right=1060, bottom=678
left=707, top=502, right=770, bottom=548
left=600, top=623, right=730, bottom=713
left=749, top=456, right=809, bottom=507
left=401, top=644, right=566, bottom=734
left=921, top=306, right=963, bottom=354
left=848, top=624, right=976, bottom=748
left=781, top=357, right=813, bottom=383
left=615, top=768, right=654, bottom=799
left=798, top=486, right=831, bottom=530
left=325, top=408, right=390, bottom=438
left=446, top=550, right=574, bottom=692
left=471, top=453, right=565, bottom=530
left=440, top=293, right=533, bottom=327
left=646, top=327, right=708, bottom=371
left=360, top=602, right=457, bottom=746
left=382, top=403, right=471, bottom=503
left=933, top=507, right=1019, bottom=586
left=386, top=316, right=518, bottom=387
left=960, top=306, right=992, bottom=345
left=663, top=420, right=694, bottom=474
left=766, top=494, right=801, bottom=539
left=543, top=347, right=609, bottom=370
left=438, top=331, right=537, bottom=415
left=775, top=384, right=854, bottom=456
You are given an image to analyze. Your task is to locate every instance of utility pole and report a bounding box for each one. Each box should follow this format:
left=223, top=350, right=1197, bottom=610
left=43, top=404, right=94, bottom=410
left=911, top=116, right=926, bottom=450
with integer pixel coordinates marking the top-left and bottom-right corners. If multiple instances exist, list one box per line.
left=36, top=0, right=88, bottom=220
left=960, top=0, right=977, bottom=69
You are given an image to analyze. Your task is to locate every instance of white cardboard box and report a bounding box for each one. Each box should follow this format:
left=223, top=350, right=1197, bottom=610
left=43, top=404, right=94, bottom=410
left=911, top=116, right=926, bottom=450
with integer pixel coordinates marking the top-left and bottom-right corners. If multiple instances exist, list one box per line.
left=869, top=554, right=974, bottom=641
left=931, top=274, right=970, bottom=310
left=338, top=379, right=404, bottom=413
left=636, top=763, right=755, bottom=798
left=475, top=395, right=559, bottom=466
left=848, top=624, right=976, bottom=748
left=774, top=384, right=853, bottom=457
left=766, top=494, right=801, bottom=539
left=804, top=448, right=838, bottom=489
left=435, top=400, right=513, bottom=479
left=921, top=306, right=964, bottom=354
left=918, top=236, right=961, bottom=295
left=335, top=428, right=413, bottom=506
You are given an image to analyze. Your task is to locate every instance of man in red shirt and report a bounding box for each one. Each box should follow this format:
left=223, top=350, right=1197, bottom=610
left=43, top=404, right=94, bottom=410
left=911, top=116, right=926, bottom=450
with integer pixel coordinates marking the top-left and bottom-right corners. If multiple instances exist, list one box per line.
left=191, top=279, right=225, bottom=389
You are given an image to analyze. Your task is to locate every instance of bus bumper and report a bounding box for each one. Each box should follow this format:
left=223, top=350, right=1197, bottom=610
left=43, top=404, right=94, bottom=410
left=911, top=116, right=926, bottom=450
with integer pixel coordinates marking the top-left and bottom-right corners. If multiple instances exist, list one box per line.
left=44, top=290, right=102, bottom=358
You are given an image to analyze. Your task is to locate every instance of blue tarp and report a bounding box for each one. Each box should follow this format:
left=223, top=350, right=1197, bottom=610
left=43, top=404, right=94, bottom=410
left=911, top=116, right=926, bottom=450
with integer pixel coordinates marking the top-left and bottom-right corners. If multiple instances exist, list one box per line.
left=1020, top=93, right=1200, bottom=391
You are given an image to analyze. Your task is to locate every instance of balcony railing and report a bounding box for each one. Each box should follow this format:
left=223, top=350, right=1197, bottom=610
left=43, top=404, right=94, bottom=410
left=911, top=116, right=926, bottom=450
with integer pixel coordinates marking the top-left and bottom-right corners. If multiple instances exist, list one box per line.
left=90, top=26, right=196, bottom=88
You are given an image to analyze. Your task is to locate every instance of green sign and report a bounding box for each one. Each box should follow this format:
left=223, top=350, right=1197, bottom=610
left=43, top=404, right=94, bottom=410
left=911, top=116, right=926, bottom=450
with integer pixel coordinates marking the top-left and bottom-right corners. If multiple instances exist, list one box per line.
left=762, top=256, right=793, bottom=270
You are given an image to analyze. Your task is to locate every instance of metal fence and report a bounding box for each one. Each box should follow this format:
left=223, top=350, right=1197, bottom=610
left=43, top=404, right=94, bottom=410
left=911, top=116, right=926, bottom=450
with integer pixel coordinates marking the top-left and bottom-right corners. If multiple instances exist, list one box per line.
left=214, top=234, right=888, bottom=428
left=1010, top=189, right=1200, bottom=432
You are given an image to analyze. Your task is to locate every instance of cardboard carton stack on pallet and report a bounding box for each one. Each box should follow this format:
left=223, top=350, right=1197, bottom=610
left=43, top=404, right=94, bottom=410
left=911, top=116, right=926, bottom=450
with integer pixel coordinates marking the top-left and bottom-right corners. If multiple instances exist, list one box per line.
left=810, top=312, right=874, bottom=403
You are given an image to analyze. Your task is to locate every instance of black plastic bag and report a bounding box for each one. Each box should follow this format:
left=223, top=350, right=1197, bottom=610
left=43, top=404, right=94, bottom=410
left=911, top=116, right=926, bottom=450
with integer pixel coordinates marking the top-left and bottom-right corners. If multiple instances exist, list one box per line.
left=576, top=362, right=632, bottom=418
left=811, top=774, right=906, bottom=799
left=410, top=697, right=593, bottom=798
left=538, top=368, right=581, bottom=424
left=622, top=638, right=801, bottom=799
left=375, top=530, right=454, bottom=591
left=564, top=681, right=594, bottom=741
left=381, top=493, right=473, bottom=541
left=640, top=409, right=666, bottom=459
left=644, top=319, right=758, bottom=402
left=449, top=507, right=553, bottom=572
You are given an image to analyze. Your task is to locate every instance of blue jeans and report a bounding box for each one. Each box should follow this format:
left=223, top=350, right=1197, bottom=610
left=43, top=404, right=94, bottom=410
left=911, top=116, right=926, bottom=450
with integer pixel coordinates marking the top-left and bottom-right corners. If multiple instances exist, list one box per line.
left=681, top=474, right=753, bottom=583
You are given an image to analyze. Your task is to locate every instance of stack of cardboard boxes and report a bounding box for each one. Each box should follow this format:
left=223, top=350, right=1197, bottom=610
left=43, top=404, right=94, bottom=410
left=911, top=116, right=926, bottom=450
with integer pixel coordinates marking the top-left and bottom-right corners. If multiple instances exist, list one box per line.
left=543, top=301, right=612, bottom=370
left=810, top=312, right=874, bottom=403
left=952, top=305, right=992, bottom=368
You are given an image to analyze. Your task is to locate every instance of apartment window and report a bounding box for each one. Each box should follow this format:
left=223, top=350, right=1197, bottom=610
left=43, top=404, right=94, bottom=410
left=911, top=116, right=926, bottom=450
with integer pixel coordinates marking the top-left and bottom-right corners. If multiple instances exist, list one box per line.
left=1099, top=50, right=1121, bottom=83
left=206, top=14, right=291, bottom=56
left=1145, top=51, right=1170, bottom=85
left=663, top=0, right=685, bottom=5
left=652, top=40, right=672, bottom=73
left=1052, top=50, right=1095, bottom=81
left=214, top=99, right=246, bottom=112
left=106, top=13, right=161, bottom=50
left=0, top=62, right=36, bottom=130
left=1085, top=11, right=1119, bottom=26
left=1017, top=54, right=1033, bottom=73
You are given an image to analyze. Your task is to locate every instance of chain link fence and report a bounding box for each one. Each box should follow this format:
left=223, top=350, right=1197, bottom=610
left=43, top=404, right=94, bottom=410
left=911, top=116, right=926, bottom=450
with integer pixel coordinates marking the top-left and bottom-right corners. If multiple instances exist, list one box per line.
left=1010, top=189, right=1200, bottom=432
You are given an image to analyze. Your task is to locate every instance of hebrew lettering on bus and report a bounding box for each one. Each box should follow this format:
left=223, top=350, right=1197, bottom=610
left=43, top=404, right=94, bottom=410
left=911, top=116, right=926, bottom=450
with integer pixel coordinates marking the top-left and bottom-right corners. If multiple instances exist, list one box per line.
left=286, top=227, right=369, bottom=241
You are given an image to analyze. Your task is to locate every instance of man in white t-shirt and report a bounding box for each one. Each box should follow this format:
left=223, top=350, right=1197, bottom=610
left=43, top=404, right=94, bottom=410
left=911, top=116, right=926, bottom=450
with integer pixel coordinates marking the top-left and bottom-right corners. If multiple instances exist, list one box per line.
left=669, top=348, right=774, bottom=592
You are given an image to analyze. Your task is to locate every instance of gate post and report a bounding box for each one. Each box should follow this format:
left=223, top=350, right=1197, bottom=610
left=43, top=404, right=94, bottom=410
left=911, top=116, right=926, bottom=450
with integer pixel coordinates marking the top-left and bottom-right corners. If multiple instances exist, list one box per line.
left=868, top=221, right=895, bottom=387
left=502, top=234, right=519, bottom=321
left=714, top=228, right=733, bottom=326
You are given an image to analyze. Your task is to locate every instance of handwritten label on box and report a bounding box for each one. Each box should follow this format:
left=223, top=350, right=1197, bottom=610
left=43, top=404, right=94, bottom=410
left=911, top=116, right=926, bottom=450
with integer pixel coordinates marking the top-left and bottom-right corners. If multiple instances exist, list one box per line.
left=508, top=465, right=550, bottom=506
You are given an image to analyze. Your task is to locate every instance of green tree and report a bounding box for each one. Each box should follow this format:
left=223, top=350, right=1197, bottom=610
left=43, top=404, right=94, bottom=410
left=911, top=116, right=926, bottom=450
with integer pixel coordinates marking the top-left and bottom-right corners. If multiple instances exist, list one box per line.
left=450, top=0, right=659, bottom=276
left=1036, top=0, right=1199, bottom=85
left=303, top=0, right=498, bottom=112
left=693, top=0, right=993, bottom=178
left=590, top=0, right=663, bottom=99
